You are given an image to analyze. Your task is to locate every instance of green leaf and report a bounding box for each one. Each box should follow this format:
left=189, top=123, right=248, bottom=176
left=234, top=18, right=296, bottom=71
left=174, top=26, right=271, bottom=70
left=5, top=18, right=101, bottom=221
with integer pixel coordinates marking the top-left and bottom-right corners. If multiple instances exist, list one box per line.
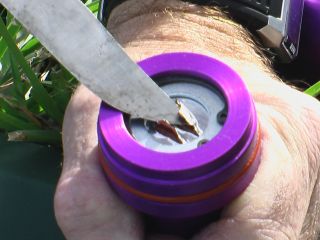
left=0, top=19, right=23, bottom=76
left=9, top=52, right=25, bottom=98
left=0, top=18, right=63, bottom=124
left=304, top=81, right=320, bottom=97
left=21, top=37, right=41, bottom=56
left=0, top=111, right=38, bottom=131
left=86, top=1, right=100, bottom=13
left=0, top=118, right=15, bottom=131
left=0, top=98, right=26, bottom=121
left=0, top=17, right=23, bottom=78
left=0, top=18, right=22, bottom=60
left=0, top=95, right=42, bottom=128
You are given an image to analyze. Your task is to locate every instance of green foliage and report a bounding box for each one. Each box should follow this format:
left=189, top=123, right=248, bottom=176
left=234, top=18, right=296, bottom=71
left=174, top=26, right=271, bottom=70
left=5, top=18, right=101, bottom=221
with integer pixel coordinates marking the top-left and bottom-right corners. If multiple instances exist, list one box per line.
left=305, top=81, right=320, bottom=98
left=0, top=0, right=99, bottom=145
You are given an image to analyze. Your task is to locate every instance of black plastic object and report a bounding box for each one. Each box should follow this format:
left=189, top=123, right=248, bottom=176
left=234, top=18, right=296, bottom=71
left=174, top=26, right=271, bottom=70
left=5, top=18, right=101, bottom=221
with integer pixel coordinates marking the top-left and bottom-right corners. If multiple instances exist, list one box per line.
left=0, top=133, right=65, bottom=240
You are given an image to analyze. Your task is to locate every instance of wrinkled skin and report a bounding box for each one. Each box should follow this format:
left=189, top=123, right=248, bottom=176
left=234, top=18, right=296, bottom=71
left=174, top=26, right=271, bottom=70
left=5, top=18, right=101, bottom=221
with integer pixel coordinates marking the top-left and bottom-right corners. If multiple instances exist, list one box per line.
left=54, top=1, right=320, bottom=239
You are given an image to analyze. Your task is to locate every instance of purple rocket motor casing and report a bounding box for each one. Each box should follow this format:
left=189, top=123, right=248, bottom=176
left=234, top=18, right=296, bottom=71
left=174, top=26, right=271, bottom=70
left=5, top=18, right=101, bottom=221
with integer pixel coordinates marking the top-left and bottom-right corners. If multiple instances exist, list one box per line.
left=98, top=122, right=257, bottom=197
left=98, top=53, right=261, bottom=220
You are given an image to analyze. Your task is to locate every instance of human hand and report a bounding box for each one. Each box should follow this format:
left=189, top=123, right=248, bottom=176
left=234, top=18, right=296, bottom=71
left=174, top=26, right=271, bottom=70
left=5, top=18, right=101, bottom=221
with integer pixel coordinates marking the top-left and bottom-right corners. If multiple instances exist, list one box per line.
left=54, top=1, right=320, bottom=239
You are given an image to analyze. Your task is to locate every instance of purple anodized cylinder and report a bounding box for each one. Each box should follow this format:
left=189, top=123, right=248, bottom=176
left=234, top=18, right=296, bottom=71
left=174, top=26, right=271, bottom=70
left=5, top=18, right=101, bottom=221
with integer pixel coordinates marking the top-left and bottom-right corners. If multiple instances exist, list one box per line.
left=98, top=53, right=261, bottom=223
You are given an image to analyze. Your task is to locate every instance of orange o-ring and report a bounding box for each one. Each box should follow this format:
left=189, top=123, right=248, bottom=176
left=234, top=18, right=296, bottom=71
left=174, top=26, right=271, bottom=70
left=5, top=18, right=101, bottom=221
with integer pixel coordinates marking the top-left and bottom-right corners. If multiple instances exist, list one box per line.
left=99, top=125, right=262, bottom=204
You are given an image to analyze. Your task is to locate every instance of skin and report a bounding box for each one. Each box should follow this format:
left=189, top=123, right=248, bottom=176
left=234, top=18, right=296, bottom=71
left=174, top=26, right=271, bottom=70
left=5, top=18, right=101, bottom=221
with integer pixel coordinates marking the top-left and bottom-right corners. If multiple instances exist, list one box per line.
left=54, top=0, right=320, bottom=239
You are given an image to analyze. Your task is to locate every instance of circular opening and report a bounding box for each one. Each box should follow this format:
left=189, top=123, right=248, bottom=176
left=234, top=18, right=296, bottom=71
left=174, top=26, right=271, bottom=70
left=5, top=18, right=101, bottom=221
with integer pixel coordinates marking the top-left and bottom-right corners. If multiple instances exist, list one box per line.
left=217, top=109, right=228, bottom=125
left=197, top=139, right=209, bottom=147
left=125, top=75, right=228, bottom=153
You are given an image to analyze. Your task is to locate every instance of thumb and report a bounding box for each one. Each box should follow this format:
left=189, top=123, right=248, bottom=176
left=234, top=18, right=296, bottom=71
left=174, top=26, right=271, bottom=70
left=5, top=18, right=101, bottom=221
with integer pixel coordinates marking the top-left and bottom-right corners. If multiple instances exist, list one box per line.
left=55, top=85, right=143, bottom=240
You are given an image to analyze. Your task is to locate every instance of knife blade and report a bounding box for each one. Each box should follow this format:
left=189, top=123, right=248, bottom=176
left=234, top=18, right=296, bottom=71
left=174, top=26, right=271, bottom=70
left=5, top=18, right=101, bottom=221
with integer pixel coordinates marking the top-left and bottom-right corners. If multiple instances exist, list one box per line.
left=0, top=0, right=181, bottom=124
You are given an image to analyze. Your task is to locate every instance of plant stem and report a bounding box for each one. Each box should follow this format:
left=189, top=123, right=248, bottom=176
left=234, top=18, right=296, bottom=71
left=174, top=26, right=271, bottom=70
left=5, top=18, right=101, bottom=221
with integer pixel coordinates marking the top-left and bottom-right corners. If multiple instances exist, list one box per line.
left=8, top=130, right=61, bottom=145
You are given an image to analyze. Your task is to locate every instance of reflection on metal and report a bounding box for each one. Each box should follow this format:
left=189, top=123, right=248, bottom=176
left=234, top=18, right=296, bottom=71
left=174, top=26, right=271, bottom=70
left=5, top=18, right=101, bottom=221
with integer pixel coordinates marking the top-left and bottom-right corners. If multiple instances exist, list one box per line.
left=177, top=100, right=203, bottom=137
left=154, top=120, right=186, bottom=144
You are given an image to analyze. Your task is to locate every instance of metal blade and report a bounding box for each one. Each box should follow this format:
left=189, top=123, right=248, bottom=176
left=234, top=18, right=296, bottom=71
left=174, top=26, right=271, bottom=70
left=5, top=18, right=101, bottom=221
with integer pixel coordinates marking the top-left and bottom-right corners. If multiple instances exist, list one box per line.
left=1, top=0, right=180, bottom=124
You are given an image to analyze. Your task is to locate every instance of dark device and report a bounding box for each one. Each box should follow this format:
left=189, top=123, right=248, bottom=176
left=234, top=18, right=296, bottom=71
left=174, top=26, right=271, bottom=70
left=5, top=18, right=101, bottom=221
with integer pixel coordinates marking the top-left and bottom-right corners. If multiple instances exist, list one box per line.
left=98, top=0, right=305, bottom=63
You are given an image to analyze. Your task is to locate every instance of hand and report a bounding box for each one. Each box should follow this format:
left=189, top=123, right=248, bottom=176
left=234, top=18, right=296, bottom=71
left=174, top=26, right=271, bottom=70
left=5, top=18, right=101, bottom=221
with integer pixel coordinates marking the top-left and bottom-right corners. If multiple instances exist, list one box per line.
left=54, top=1, right=320, bottom=239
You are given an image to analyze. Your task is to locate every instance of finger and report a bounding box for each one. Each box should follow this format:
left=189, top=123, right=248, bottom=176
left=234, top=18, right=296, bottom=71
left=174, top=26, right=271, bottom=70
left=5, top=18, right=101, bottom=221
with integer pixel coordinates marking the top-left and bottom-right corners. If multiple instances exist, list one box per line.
left=54, top=85, right=143, bottom=240
left=194, top=111, right=313, bottom=240
left=61, top=85, right=101, bottom=172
